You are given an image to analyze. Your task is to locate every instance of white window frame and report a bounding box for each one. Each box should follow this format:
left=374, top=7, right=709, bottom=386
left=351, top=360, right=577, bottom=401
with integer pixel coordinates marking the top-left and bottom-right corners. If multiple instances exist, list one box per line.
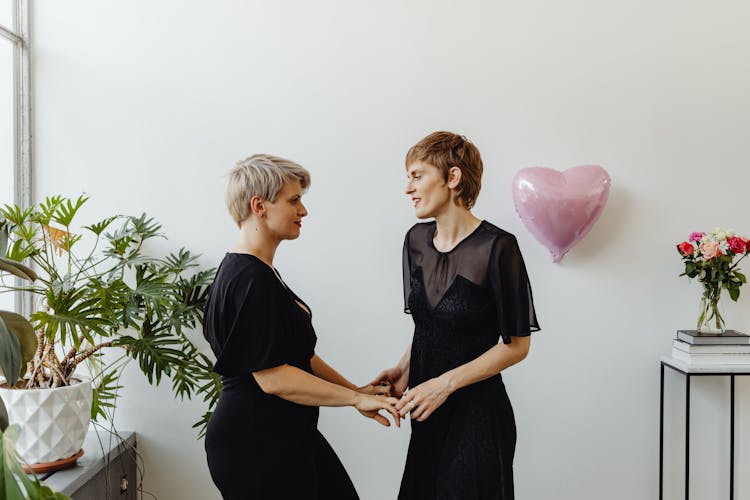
left=0, top=0, right=31, bottom=315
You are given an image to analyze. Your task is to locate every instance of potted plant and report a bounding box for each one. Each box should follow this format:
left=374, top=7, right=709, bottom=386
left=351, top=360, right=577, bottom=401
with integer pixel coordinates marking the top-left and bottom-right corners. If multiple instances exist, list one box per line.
left=0, top=195, right=219, bottom=469
left=0, top=332, right=70, bottom=499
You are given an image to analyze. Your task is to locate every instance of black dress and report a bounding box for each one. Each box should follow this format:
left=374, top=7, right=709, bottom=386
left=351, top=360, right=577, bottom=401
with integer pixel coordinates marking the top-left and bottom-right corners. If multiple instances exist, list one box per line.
left=203, top=253, right=358, bottom=500
left=399, top=221, right=540, bottom=500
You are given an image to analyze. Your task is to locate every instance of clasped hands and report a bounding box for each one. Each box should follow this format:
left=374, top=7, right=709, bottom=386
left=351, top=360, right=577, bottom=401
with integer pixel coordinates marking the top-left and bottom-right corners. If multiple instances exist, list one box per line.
left=356, top=366, right=452, bottom=427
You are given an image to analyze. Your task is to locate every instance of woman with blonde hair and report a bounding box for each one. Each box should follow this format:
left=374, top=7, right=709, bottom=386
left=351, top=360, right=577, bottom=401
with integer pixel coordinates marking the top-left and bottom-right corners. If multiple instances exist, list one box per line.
left=372, top=132, right=540, bottom=499
left=204, top=154, right=399, bottom=499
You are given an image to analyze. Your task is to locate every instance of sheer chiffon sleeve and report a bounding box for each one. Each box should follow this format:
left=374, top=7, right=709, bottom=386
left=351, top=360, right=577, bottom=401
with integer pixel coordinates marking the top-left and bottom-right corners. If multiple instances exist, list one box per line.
left=403, top=231, right=413, bottom=314
left=488, top=234, right=540, bottom=344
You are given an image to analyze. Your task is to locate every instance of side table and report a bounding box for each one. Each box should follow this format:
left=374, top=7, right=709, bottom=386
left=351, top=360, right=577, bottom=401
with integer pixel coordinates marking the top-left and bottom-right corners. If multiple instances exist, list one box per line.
left=42, top=430, right=137, bottom=499
left=660, top=356, right=750, bottom=500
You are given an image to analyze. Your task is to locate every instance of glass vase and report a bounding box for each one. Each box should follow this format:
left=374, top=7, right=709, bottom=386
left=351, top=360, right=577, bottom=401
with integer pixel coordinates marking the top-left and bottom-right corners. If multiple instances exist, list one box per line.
left=697, top=283, right=725, bottom=334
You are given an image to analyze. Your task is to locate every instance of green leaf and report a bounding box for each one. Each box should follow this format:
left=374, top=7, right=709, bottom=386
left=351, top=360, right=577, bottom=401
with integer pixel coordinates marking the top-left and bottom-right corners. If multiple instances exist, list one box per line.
left=0, top=256, right=37, bottom=281
left=90, top=370, right=123, bottom=421
left=5, top=238, right=36, bottom=263
left=0, top=317, right=21, bottom=387
left=0, top=397, right=8, bottom=431
left=52, top=195, right=88, bottom=227
left=33, top=196, right=64, bottom=225
left=127, top=213, right=163, bottom=241
left=162, top=249, right=200, bottom=275
left=31, top=287, right=111, bottom=347
left=0, top=311, right=37, bottom=364
left=83, top=215, right=120, bottom=236
left=115, top=334, right=186, bottom=385
left=0, top=204, right=33, bottom=226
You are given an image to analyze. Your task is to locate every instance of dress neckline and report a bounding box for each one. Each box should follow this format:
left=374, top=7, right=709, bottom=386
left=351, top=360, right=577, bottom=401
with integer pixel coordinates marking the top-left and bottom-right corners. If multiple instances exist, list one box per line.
left=427, top=220, right=486, bottom=255
left=226, top=252, right=312, bottom=317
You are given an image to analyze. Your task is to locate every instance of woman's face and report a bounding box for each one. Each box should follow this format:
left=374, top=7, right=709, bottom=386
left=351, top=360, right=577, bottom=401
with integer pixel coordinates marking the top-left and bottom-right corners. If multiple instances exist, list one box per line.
left=265, top=179, right=308, bottom=240
left=405, top=161, right=451, bottom=219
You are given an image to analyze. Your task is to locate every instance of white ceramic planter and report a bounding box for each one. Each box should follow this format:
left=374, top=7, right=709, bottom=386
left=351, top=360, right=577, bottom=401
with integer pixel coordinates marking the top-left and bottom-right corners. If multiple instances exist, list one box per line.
left=0, top=376, right=92, bottom=464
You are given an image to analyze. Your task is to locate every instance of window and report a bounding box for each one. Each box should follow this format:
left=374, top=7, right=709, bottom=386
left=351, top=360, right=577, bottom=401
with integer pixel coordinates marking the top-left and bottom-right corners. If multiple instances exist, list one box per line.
left=0, top=0, right=30, bottom=314
left=1, top=38, right=11, bottom=206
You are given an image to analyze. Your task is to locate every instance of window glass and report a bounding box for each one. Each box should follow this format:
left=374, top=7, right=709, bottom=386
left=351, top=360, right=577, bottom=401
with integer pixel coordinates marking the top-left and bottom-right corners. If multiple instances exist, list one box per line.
left=0, top=38, right=13, bottom=312
left=0, top=1, right=12, bottom=33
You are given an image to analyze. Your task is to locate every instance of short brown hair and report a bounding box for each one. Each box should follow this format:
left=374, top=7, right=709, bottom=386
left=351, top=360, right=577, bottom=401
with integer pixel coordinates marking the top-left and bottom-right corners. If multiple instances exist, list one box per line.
left=405, top=131, right=483, bottom=208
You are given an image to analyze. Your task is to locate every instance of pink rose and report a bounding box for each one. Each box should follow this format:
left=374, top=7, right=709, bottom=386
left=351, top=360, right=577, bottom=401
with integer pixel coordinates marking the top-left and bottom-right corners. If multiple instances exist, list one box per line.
left=689, top=231, right=706, bottom=242
left=700, top=241, right=720, bottom=259
left=678, top=241, right=694, bottom=256
left=728, top=236, right=745, bottom=254
left=746, top=239, right=750, bottom=254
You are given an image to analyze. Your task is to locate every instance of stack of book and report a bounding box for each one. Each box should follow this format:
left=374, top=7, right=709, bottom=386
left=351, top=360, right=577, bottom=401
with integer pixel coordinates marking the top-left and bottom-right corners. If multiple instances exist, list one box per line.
left=672, top=330, right=750, bottom=365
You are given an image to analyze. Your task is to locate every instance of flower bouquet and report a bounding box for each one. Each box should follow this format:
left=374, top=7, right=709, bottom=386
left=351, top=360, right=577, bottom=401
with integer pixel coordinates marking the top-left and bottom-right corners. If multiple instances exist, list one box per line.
left=677, top=228, right=750, bottom=333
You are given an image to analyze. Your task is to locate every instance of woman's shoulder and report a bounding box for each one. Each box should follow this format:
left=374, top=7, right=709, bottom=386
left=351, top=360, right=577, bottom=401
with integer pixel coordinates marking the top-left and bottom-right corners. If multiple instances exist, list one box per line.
left=479, top=220, right=517, bottom=241
left=214, top=253, right=277, bottom=288
left=405, top=221, right=435, bottom=240
left=476, top=221, right=524, bottom=254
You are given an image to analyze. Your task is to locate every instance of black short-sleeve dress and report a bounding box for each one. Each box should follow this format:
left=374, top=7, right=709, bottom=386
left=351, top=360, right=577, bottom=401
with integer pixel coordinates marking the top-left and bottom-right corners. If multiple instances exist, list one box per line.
left=203, top=253, right=358, bottom=500
left=399, top=221, right=540, bottom=500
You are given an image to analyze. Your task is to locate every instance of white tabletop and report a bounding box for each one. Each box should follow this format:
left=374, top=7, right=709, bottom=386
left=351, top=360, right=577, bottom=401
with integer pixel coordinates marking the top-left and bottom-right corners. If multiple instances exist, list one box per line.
left=661, top=355, right=750, bottom=374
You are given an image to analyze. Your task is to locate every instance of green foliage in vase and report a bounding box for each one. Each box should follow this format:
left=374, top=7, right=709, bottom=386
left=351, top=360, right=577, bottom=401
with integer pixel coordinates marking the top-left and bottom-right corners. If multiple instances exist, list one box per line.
left=0, top=195, right=221, bottom=434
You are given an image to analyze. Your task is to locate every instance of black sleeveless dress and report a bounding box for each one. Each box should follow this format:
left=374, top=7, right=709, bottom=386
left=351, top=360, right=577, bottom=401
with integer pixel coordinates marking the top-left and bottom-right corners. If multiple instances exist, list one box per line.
left=203, top=253, right=358, bottom=500
left=399, top=221, right=540, bottom=500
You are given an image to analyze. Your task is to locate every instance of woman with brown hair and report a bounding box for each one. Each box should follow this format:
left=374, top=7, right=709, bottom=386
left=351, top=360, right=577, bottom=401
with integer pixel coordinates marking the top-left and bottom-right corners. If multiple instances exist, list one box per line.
left=372, top=132, right=540, bottom=499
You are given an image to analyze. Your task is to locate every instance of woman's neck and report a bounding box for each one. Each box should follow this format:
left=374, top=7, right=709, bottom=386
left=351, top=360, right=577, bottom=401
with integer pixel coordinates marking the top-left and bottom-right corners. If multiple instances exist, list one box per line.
left=432, top=207, right=482, bottom=251
left=231, top=222, right=280, bottom=268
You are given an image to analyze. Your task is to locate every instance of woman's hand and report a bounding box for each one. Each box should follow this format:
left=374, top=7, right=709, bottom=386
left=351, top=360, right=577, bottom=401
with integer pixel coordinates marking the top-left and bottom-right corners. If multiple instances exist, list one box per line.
left=354, top=393, right=401, bottom=428
left=356, top=380, right=392, bottom=396
left=370, top=365, right=409, bottom=398
left=395, top=375, right=452, bottom=422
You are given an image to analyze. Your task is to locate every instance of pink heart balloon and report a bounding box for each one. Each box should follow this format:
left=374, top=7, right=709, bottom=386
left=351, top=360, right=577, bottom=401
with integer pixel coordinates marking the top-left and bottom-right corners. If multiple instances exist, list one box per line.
left=512, top=165, right=611, bottom=263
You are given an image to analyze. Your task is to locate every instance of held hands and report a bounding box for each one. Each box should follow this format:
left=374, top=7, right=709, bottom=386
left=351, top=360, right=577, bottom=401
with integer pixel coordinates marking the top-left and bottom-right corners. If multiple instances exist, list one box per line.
left=353, top=392, right=401, bottom=428
left=395, top=375, right=452, bottom=422
left=356, top=380, right=393, bottom=396
left=369, top=365, right=409, bottom=398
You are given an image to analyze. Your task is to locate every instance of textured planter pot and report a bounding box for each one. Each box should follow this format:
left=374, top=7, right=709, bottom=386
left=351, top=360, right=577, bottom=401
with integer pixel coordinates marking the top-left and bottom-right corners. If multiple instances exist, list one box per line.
left=0, top=376, right=92, bottom=464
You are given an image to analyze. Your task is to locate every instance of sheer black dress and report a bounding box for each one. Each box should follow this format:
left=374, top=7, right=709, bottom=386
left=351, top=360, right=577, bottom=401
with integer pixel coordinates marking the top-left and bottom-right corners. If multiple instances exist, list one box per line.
left=399, top=221, right=539, bottom=500
left=203, top=253, right=358, bottom=500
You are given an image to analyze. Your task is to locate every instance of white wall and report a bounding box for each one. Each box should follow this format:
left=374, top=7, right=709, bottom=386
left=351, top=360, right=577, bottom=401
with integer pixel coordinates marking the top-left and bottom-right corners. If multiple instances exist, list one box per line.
left=31, top=1, right=750, bottom=499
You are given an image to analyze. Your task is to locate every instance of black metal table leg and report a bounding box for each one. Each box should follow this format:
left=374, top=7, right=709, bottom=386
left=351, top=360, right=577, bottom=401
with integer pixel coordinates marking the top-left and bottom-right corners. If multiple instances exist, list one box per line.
left=686, top=374, right=691, bottom=500
left=660, top=363, right=665, bottom=500
left=730, top=375, right=735, bottom=500
left=660, top=362, right=750, bottom=500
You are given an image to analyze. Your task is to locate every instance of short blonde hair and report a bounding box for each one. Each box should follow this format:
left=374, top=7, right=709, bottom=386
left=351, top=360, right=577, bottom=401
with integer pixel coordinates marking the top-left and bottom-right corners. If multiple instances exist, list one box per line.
left=225, top=154, right=311, bottom=227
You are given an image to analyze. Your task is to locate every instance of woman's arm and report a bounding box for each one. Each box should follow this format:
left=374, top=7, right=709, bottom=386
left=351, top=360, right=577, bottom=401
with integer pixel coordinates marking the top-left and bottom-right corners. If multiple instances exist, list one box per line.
left=310, top=354, right=357, bottom=390
left=311, top=353, right=390, bottom=395
left=396, top=337, right=530, bottom=421
left=253, top=364, right=401, bottom=426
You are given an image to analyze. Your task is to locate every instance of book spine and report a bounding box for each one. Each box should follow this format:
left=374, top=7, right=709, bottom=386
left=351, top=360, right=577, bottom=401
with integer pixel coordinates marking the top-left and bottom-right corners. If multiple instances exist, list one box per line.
left=673, top=340, right=750, bottom=354
left=671, top=349, right=750, bottom=364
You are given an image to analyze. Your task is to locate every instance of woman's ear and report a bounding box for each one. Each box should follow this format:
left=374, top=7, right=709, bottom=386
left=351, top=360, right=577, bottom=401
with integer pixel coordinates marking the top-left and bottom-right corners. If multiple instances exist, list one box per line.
left=447, top=166, right=462, bottom=189
left=250, top=195, right=266, bottom=218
